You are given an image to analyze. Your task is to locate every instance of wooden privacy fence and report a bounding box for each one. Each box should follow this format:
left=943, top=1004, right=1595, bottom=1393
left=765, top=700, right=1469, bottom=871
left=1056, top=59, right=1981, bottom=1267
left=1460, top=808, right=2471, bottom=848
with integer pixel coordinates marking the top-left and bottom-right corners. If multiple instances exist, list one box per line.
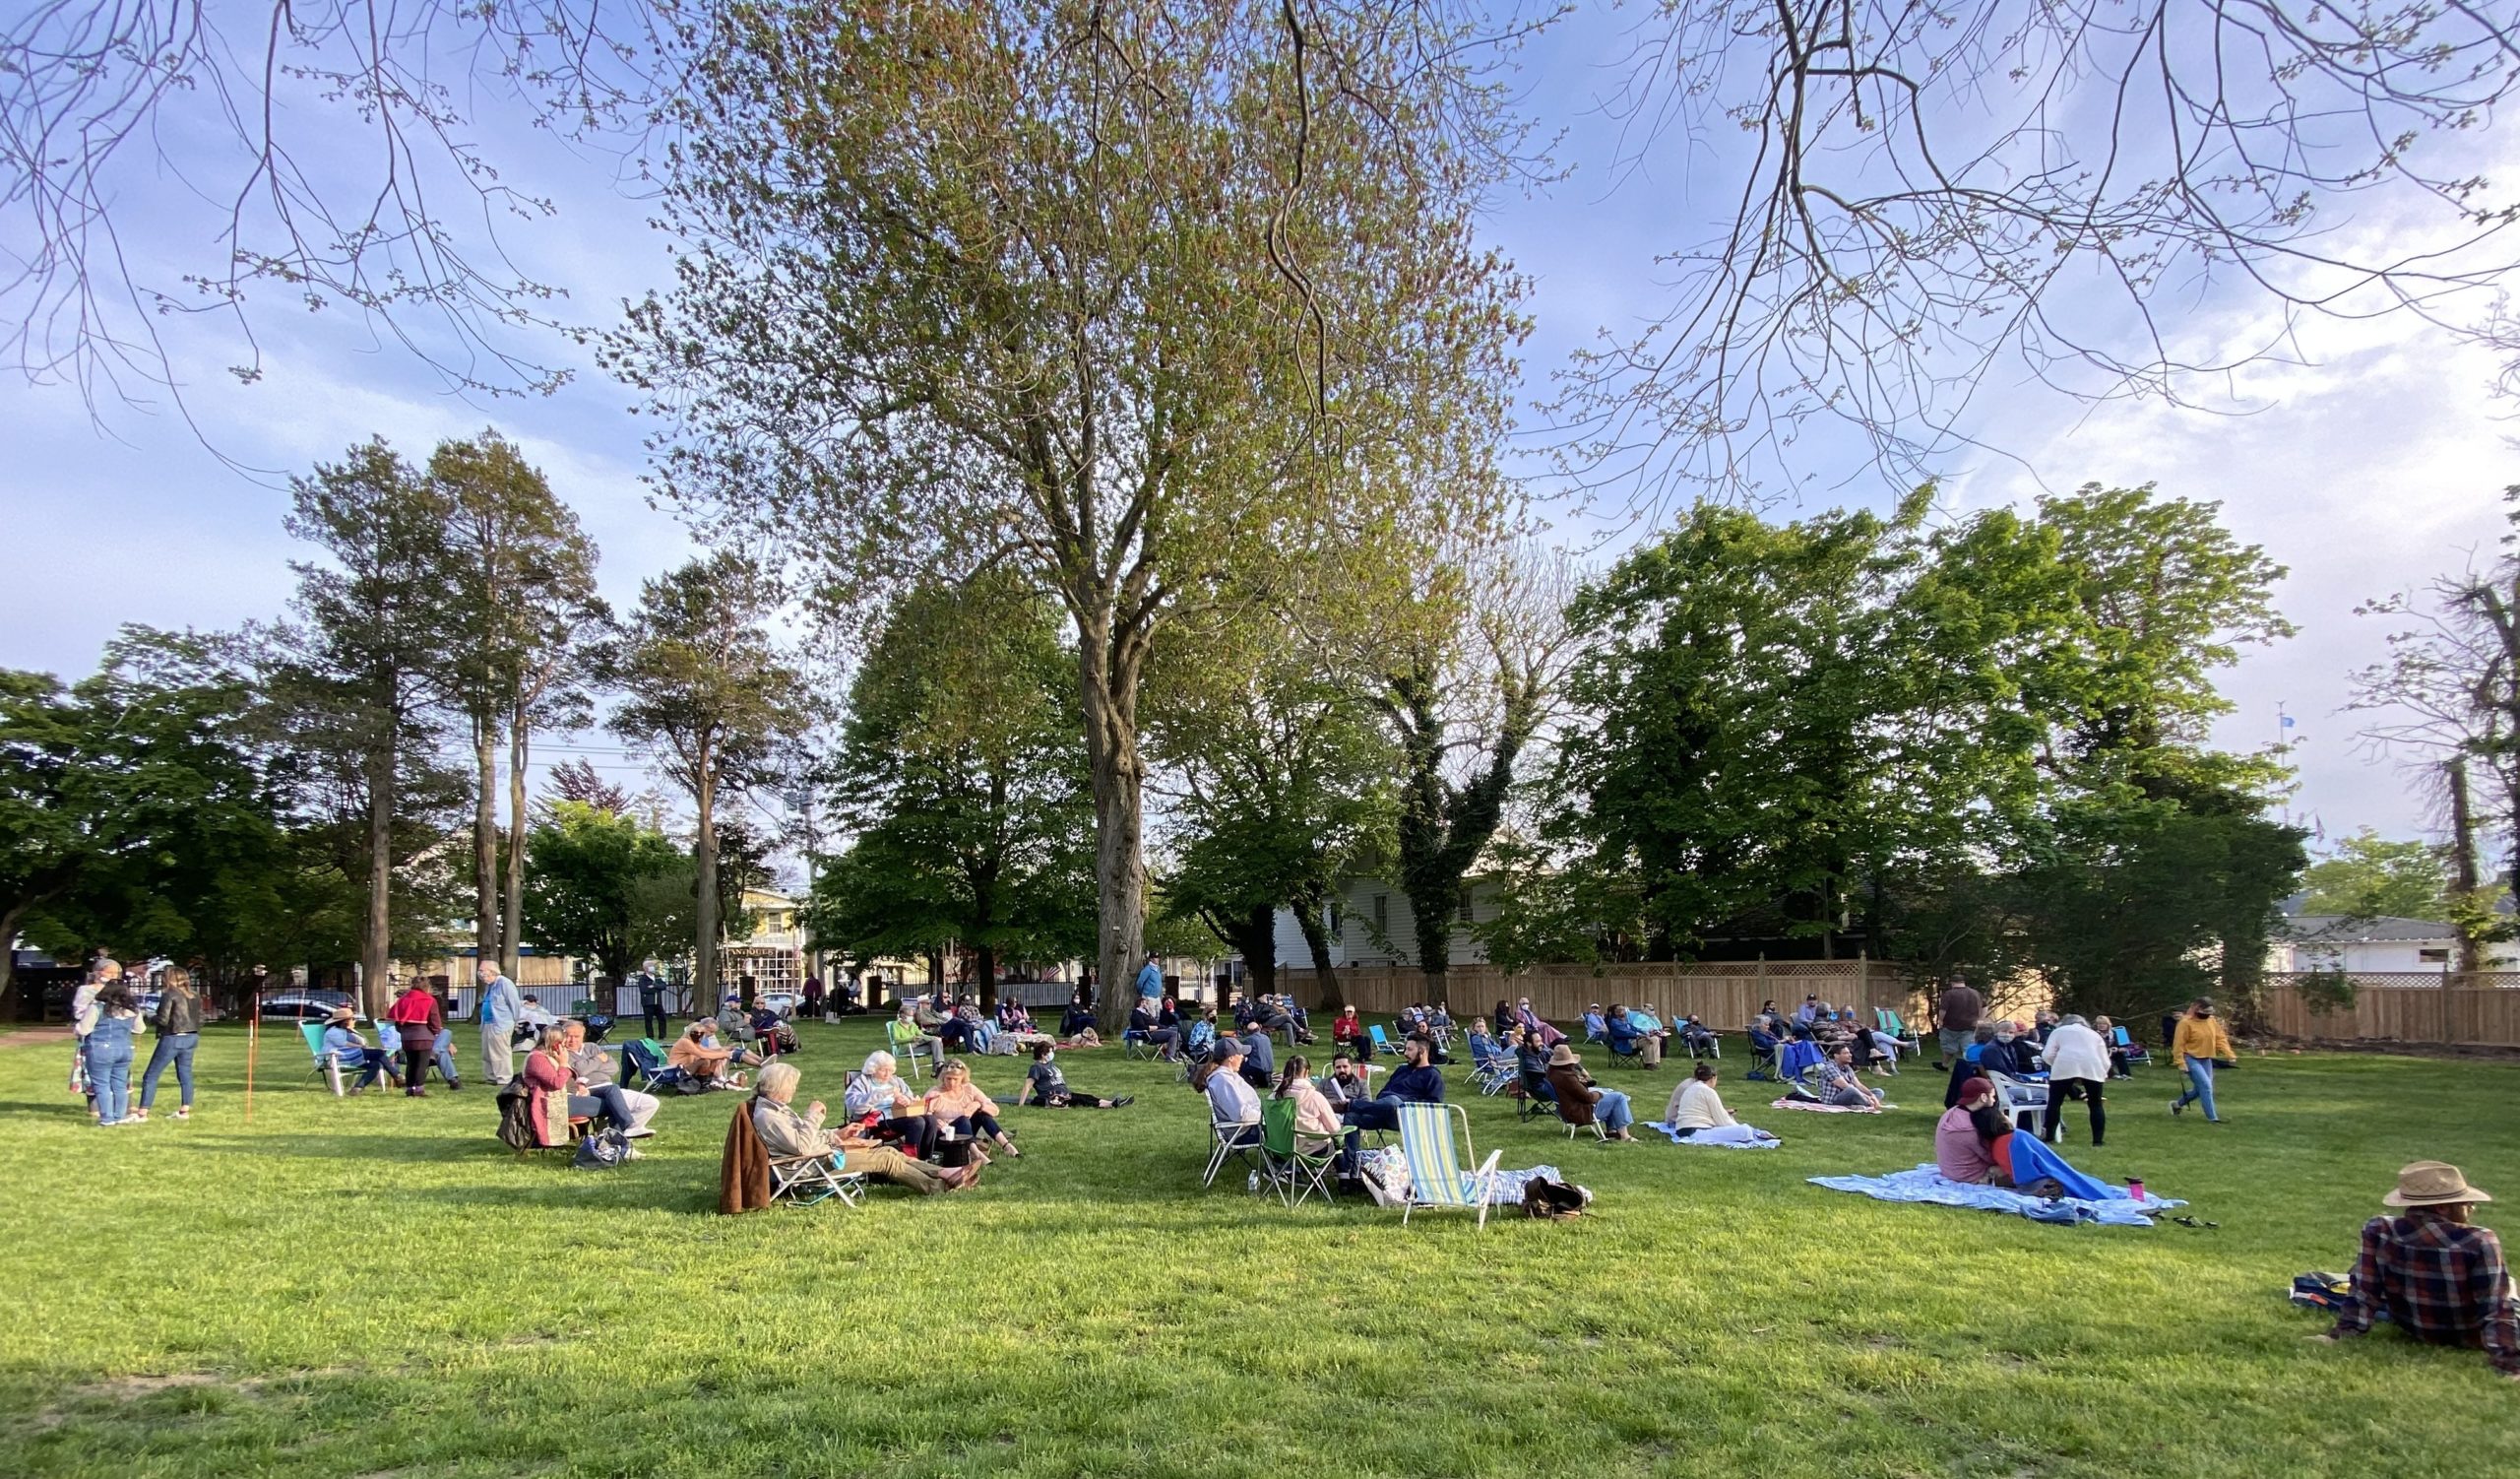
left=2261, top=973, right=2520, bottom=1048
left=1276, top=959, right=1917, bottom=1028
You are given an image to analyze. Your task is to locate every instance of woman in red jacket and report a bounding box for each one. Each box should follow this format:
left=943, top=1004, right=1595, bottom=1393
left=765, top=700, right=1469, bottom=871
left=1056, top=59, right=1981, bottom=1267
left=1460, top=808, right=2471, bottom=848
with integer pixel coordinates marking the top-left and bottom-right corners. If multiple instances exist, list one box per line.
left=387, top=979, right=446, bottom=1098
left=1331, top=1005, right=1367, bottom=1058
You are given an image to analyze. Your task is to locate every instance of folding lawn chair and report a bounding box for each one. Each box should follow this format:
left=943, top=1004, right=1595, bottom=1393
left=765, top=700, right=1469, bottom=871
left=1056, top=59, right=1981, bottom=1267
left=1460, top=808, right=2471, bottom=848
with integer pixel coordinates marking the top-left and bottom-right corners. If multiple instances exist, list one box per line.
left=1604, top=1026, right=1646, bottom=1070
left=1552, top=1084, right=1608, bottom=1142
left=767, top=1151, right=866, bottom=1208
left=1743, top=1031, right=1779, bottom=1081
left=1367, top=1025, right=1399, bottom=1059
left=1875, top=1008, right=1922, bottom=1060
left=298, top=1021, right=336, bottom=1085
left=1393, top=1102, right=1503, bottom=1228
left=1203, top=1107, right=1263, bottom=1189
left=1990, top=1072, right=2050, bottom=1134
left=1469, top=1048, right=1517, bottom=1096
left=885, top=1018, right=935, bottom=1079
left=1775, top=1039, right=1826, bottom=1097
left=1516, top=1064, right=1558, bottom=1122
left=2112, top=1026, right=2152, bottom=1067
left=1259, top=1097, right=1339, bottom=1208
left=623, top=1038, right=689, bottom=1094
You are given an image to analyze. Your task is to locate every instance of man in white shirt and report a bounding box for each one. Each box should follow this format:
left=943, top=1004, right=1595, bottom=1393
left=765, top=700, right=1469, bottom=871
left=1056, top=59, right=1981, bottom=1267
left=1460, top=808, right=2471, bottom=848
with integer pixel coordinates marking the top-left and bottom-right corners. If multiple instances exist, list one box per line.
left=2038, top=1013, right=2111, bottom=1147
left=1203, top=1039, right=1262, bottom=1132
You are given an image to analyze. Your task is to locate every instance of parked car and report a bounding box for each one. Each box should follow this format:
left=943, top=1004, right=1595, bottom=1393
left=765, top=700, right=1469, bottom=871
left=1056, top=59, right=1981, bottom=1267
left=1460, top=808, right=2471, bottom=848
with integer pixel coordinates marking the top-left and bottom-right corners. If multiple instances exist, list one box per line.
left=760, top=991, right=802, bottom=1019
left=259, top=990, right=359, bottom=1022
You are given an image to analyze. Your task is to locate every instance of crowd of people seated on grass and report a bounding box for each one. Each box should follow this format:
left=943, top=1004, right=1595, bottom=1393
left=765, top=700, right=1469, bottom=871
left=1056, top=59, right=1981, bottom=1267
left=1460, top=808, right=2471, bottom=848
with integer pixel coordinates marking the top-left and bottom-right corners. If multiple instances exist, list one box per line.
left=749, top=1061, right=976, bottom=1194
left=1544, top=1043, right=1638, bottom=1138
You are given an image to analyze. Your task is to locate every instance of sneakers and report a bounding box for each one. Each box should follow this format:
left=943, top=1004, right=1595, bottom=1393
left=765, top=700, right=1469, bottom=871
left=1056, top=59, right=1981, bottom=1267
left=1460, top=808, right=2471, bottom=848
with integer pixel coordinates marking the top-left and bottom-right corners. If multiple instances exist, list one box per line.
left=2170, top=1097, right=2184, bottom=1117
left=1112, top=1095, right=1135, bottom=1108
left=173, top=1108, right=190, bottom=1121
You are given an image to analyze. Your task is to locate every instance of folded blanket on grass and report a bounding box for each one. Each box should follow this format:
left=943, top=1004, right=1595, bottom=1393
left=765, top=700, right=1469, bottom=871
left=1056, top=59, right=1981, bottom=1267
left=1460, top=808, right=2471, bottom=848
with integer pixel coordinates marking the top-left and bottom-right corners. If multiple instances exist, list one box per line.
left=1808, top=1162, right=2183, bottom=1227
left=1483, top=1164, right=1565, bottom=1206
left=1642, top=1122, right=1780, bottom=1147
left=1770, top=1097, right=1897, bottom=1114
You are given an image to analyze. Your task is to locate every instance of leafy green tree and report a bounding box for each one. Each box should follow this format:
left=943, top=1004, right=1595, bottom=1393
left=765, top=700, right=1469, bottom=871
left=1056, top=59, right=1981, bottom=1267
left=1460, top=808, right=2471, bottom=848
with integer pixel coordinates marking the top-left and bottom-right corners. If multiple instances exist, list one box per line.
left=607, top=552, right=806, bottom=996
left=2300, top=830, right=2454, bottom=921
left=435, top=428, right=606, bottom=977
left=272, top=438, right=466, bottom=1012
left=608, top=0, right=1527, bottom=1030
left=523, top=801, right=692, bottom=985
left=810, top=578, right=1094, bottom=1004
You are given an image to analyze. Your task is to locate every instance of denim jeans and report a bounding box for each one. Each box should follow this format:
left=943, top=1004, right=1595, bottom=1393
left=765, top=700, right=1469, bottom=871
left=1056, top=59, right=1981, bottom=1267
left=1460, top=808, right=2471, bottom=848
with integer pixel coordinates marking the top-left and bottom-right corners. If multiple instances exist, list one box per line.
left=140, top=1032, right=198, bottom=1109
left=430, top=1029, right=461, bottom=1085
left=1595, top=1088, right=1634, bottom=1133
left=2175, top=1059, right=2220, bottom=1121
left=88, top=1044, right=134, bottom=1124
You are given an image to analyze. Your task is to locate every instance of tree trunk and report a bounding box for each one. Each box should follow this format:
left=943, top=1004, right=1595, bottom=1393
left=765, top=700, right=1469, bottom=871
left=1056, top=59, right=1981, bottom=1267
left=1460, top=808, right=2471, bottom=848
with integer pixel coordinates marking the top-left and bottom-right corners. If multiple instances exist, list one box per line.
left=1293, top=882, right=1342, bottom=1009
left=694, top=740, right=721, bottom=1006
left=0, top=901, right=24, bottom=1019
left=1079, top=617, right=1149, bottom=1036
left=502, top=700, right=529, bottom=977
left=2448, top=756, right=2487, bottom=979
left=472, top=713, right=500, bottom=970
left=363, top=732, right=396, bottom=1018
left=1238, top=901, right=1279, bottom=1001
left=976, top=942, right=998, bottom=1009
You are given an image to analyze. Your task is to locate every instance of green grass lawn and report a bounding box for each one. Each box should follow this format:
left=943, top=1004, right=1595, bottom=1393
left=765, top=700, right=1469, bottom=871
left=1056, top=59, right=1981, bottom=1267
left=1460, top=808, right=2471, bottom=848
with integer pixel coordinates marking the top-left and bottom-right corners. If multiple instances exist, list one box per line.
left=0, top=1018, right=2512, bottom=1477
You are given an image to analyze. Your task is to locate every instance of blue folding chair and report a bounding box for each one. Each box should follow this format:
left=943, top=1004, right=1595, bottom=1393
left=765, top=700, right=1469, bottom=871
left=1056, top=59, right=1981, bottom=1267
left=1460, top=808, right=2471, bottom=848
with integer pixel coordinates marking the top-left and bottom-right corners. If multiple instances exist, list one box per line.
left=1367, top=1025, right=1398, bottom=1058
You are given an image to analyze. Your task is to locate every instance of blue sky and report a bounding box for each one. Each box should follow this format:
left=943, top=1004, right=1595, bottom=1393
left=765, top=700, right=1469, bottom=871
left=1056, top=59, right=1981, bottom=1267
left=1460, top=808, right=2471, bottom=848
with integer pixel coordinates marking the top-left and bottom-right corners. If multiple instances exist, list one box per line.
left=0, top=3, right=2509, bottom=847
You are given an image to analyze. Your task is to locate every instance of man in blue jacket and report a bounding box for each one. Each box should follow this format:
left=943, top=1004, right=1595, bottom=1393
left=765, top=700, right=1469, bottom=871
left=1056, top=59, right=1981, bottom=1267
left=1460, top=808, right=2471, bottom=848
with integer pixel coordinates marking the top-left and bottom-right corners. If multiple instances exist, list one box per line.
left=475, top=960, right=524, bottom=1086
left=1134, top=952, right=1164, bottom=1005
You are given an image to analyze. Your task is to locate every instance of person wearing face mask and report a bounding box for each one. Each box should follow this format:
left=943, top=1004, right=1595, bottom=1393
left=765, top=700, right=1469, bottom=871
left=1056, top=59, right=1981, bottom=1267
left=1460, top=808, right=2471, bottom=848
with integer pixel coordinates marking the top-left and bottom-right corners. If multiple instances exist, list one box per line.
left=2170, top=997, right=2235, bottom=1124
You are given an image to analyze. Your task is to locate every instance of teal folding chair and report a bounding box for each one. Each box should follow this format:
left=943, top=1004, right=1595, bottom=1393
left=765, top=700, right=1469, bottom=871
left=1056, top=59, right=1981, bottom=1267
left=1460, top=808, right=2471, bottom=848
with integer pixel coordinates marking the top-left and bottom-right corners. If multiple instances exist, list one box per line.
left=1367, top=1024, right=1398, bottom=1058
left=1393, top=1102, right=1502, bottom=1228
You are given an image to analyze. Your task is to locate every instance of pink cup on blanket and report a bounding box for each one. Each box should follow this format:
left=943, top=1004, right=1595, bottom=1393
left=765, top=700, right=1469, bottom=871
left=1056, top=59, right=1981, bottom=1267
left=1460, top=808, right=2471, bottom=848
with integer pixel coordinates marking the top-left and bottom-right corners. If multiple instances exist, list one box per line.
left=2127, top=1177, right=2145, bottom=1202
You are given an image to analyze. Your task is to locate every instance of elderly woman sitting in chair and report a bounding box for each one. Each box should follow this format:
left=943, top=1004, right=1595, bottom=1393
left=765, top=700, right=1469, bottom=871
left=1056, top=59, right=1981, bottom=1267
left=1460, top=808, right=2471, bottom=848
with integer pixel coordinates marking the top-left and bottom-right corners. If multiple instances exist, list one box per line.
left=751, top=1062, right=972, bottom=1194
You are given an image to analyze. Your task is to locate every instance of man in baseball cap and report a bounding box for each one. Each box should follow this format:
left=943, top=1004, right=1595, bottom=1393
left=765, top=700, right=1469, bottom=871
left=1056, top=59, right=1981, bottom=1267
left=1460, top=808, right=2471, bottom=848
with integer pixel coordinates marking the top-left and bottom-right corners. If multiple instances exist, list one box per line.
left=2315, top=1161, right=2519, bottom=1378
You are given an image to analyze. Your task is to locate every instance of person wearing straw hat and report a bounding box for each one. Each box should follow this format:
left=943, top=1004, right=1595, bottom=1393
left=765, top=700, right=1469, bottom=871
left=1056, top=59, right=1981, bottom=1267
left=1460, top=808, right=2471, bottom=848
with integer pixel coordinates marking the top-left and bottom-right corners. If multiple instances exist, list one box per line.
left=2315, top=1161, right=2520, bottom=1378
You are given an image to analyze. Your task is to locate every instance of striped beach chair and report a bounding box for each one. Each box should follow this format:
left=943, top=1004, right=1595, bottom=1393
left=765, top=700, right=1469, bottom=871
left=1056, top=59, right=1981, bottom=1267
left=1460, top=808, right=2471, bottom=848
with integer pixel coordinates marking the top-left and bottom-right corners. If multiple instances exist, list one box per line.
left=1393, top=1102, right=1503, bottom=1229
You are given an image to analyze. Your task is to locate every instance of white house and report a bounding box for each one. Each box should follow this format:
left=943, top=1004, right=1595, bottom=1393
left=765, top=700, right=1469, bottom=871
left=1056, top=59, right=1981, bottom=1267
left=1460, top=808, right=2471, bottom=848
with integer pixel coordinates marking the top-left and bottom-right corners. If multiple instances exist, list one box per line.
left=2274, top=915, right=2519, bottom=973
left=1268, top=874, right=1509, bottom=971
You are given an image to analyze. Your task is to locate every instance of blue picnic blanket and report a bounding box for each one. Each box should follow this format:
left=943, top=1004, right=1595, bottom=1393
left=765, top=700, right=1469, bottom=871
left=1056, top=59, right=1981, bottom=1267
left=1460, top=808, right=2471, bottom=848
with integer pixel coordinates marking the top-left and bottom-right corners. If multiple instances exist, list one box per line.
left=1808, top=1162, right=2184, bottom=1226
left=1779, top=1040, right=1824, bottom=1079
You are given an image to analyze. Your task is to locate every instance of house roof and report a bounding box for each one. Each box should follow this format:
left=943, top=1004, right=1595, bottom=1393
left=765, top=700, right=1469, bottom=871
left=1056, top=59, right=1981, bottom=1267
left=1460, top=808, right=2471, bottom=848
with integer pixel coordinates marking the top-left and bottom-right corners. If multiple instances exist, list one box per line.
left=2282, top=914, right=2457, bottom=943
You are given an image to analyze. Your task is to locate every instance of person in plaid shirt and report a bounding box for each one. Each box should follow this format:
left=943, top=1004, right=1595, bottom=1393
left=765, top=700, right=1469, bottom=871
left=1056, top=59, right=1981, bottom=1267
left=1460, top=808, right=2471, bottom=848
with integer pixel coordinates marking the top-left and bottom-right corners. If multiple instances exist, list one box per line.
left=2318, top=1161, right=2520, bottom=1378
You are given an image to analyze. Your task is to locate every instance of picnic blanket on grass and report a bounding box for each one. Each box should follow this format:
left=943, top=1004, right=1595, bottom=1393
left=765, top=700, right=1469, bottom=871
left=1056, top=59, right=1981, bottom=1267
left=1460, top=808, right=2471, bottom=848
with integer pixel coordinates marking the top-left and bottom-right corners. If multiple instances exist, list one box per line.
left=1809, top=1161, right=2183, bottom=1227
left=1642, top=1122, right=1780, bottom=1148
left=1770, top=1097, right=1896, bottom=1114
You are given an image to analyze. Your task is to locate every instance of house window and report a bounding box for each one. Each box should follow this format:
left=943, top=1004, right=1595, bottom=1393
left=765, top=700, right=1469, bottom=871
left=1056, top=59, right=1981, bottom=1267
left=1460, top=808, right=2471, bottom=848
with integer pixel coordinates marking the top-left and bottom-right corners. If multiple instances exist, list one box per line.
left=1327, top=899, right=1344, bottom=936
left=1372, top=894, right=1389, bottom=935
left=1458, top=884, right=1475, bottom=924
left=2418, top=947, right=2450, bottom=964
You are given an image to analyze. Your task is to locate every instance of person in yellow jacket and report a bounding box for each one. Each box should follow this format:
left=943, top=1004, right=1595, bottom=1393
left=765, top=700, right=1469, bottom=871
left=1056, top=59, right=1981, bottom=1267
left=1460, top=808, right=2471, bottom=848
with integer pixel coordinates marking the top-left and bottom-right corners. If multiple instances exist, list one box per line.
left=2170, top=997, right=2235, bottom=1124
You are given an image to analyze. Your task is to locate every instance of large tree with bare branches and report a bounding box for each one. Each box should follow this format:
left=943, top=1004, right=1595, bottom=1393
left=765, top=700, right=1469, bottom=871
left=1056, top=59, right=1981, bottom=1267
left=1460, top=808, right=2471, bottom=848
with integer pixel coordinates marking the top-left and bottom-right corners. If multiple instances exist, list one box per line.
left=1555, top=0, right=2520, bottom=498
left=605, top=0, right=1530, bottom=1031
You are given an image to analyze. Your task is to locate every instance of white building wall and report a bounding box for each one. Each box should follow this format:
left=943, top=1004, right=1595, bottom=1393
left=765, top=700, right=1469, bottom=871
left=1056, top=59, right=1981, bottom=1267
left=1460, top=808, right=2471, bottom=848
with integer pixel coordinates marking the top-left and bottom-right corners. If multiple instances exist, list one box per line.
left=1266, top=876, right=1506, bottom=972
left=2283, top=938, right=2519, bottom=972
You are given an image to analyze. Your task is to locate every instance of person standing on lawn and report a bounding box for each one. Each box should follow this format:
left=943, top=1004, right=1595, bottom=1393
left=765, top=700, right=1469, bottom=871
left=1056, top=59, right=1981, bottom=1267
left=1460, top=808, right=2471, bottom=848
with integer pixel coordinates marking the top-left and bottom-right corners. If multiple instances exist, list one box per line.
left=2039, top=1013, right=2110, bottom=1146
left=388, top=977, right=451, bottom=1096
left=1933, top=977, right=1983, bottom=1070
left=2169, top=997, right=2234, bottom=1124
left=633, top=963, right=669, bottom=1043
left=133, top=965, right=204, bottom=1122
left=2316, top=1161, right=2520, bottom=1379
left=1135, top=952, right=1164, bottom=1005
left=475, top=960, right=524, bottom=1086
left=84, top=981, right=143, bottom=1127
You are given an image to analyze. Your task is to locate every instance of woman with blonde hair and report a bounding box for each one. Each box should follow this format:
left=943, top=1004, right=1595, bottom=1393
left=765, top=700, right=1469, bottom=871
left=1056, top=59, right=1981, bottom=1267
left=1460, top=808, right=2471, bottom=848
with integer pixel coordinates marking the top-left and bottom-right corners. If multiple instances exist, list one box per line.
left=924, top=1059, right=1018, bottom=1160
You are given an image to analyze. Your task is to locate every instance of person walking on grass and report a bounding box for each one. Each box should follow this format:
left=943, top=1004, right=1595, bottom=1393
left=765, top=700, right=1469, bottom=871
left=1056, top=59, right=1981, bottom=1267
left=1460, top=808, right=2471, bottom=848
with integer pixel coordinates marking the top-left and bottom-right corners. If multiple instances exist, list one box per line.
left=132, top=965, right=204, bottom=1123
left=633, top=962, right=669, bottom=1043
left=2315, top=1161, right=2520, bottom=1380
left=476, top=960, right=523, bottom=1087
left=2169, top=997, right=2234, bottom=1124
left=84, top=982, right=143, bottom=1127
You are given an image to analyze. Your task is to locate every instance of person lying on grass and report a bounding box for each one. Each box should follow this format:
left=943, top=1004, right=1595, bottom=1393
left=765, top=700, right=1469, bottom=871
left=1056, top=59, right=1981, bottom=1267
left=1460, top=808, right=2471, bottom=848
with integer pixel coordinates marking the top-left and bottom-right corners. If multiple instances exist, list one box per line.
left=925, top=1059, right=1019, bottom=1161
left=2314, top=1161, right=2520, bottom=1380
left=844, top=1051, right=938, bottom=1158
left=751, top=1061, right=973, bottom=1195
left=1663, top=1061, right=1779, bottom=1145
left=1025, top=1041, right=1132, bottom=1109
left=1545, top=1043, right=1638, bottom=1139
left=667, top=1019, right=754, bottom=1090
left=1816, top=1046, right=1885, bottom=1111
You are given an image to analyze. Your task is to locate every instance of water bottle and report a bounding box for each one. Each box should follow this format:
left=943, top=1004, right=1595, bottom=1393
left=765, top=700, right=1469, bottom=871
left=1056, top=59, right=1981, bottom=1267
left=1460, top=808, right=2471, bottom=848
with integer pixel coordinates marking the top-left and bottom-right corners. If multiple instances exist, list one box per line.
left=1246, top=1170, right=1261, bottom=1192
